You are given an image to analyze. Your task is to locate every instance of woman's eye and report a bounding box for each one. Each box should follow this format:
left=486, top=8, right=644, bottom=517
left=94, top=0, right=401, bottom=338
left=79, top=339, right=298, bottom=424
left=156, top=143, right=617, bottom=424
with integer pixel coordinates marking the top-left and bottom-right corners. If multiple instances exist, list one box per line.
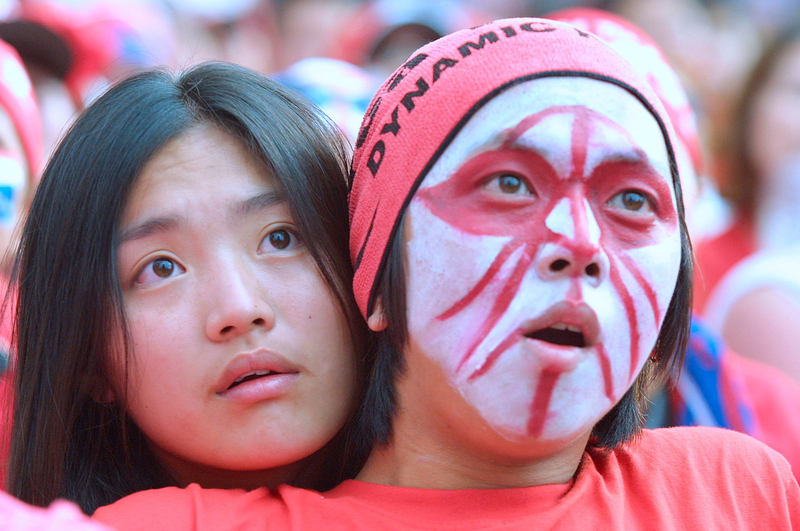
left=484, top=173, right=534, bottom=196
left=260, top=228, right=301, bottom=253
left=134, top=258, right=185, bottom=285
left=607, top=190, right=653, bottom=213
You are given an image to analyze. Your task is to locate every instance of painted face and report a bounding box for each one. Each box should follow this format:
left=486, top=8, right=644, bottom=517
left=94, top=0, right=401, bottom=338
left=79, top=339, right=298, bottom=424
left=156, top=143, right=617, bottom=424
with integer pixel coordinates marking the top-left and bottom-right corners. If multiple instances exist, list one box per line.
left=403, top=77, right=681, bottom=444
left=116, top=125, right=358, bottom=485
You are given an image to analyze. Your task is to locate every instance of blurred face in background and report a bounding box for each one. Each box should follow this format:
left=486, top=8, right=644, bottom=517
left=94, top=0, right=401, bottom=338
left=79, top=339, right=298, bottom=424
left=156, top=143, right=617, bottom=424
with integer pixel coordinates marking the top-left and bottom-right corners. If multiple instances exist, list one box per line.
left=748, top=39, right=800, bottom=189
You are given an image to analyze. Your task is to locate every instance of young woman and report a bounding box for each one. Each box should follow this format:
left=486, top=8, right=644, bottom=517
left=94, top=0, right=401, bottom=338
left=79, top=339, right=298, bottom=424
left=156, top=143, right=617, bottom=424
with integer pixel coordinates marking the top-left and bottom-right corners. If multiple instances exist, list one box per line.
left=6, top=61, right=370, bottom=514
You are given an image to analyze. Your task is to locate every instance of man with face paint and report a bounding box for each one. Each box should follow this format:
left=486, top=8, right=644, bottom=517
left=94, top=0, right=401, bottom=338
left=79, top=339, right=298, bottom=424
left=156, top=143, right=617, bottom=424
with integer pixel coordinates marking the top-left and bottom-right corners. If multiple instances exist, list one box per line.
left=93, top=18, right=799, bottom=530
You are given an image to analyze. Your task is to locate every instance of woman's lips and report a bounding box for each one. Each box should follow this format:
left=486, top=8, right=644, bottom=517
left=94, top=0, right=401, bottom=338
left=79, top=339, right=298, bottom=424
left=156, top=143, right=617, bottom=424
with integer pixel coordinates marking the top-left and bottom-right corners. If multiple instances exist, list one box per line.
left=215, top=349, right=300, bottom=403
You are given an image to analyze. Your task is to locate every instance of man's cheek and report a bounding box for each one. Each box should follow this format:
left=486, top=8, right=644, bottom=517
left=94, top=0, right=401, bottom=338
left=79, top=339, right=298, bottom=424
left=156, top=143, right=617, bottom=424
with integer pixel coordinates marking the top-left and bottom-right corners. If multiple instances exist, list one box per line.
left=622, top=237, right=682, bottom=330
left=405, top=202, right=513, bottom=360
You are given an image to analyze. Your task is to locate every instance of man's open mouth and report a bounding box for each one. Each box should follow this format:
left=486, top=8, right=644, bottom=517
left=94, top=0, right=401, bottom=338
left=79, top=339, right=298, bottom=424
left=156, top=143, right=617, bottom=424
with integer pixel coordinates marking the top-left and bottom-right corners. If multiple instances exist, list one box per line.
left=525, top=323, right=586, bottom=348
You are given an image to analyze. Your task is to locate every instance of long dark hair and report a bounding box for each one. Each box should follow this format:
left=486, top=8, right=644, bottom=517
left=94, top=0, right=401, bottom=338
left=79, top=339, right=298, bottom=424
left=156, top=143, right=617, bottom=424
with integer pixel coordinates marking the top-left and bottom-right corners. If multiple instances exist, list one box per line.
left=7, top=62, right=369, bottom=514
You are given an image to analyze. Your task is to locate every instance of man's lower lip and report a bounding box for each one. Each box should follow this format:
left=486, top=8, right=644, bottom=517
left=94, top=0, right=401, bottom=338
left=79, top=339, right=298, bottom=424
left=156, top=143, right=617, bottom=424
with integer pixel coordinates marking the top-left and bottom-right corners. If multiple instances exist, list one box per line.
left=217, top=373, right=300, bottom=403
left=522, top=338, right=595, bottom=372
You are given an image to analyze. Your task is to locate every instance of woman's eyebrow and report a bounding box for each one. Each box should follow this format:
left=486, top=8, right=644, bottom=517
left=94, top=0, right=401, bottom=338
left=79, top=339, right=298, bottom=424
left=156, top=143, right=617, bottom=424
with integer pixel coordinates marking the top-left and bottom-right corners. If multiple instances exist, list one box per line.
left=119, top=216, right=183, bottom=244
left=231, top=190, right=286, bottom=220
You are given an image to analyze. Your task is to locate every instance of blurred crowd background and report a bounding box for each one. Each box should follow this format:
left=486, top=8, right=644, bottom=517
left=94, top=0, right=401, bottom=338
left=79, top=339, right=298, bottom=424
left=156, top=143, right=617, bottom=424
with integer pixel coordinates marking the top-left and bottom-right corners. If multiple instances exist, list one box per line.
left=0, top=0, right=796, bottom=163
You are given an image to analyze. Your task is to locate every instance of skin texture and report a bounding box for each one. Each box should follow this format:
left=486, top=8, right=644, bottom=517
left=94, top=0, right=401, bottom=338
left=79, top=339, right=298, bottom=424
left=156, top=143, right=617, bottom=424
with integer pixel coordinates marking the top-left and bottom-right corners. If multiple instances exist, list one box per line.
left=115, top=124, right=358, bottom=489
left=361, top=77, right=681, bottom=489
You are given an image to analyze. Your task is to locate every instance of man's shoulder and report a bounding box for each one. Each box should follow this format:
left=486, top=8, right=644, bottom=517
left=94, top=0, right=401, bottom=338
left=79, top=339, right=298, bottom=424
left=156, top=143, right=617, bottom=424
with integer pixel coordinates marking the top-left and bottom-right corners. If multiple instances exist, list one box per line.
left=618, top=426, right=789, bottom=471
left=604, top=427, right=798, bottom=509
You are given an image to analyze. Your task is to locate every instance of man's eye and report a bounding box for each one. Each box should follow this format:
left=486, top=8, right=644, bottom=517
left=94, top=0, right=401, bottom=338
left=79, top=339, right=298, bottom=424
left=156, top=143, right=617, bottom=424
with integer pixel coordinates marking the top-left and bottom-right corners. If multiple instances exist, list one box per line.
left=607, top=190, right=653, bottom=213
left=484, top=173, right=534, bottom=196
left=134, top=258, right=185, bottom=285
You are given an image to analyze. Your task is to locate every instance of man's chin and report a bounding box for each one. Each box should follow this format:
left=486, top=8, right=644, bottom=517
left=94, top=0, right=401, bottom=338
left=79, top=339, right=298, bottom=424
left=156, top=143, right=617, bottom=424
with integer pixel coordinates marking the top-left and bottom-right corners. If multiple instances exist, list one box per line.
left=487, top=414, right=599, bottom=450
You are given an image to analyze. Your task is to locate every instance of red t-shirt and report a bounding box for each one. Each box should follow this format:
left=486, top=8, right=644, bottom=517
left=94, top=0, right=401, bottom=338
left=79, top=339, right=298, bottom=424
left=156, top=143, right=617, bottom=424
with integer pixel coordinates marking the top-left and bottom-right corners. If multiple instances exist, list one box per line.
left=94, top=427, right=800, bottom=530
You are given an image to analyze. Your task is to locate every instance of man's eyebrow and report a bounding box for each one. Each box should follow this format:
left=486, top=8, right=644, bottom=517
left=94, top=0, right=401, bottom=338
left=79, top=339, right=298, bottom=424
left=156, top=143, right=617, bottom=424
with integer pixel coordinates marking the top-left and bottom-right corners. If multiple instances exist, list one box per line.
left=119, top=216, right=183, bottom=244
left=231, top=190, right=286, bottom=220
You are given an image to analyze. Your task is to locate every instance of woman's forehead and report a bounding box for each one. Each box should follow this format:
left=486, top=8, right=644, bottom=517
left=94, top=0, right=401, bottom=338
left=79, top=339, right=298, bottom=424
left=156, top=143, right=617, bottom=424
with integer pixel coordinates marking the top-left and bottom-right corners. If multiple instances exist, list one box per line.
left=421, top=76, right=673, bottom=192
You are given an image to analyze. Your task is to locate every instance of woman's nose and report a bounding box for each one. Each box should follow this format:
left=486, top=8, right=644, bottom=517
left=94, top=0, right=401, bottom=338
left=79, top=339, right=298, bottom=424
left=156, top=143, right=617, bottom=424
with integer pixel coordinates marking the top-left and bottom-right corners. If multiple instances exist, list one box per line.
left=204, top=261, right=275, bottom=341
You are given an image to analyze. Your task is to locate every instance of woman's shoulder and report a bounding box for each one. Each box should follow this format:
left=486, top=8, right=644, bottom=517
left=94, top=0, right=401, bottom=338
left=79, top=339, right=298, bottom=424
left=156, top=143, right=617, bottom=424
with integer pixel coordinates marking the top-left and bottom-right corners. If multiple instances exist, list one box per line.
left=0, top=490, right=112, bottom=531
left=91, top=483, right=307, bottom=531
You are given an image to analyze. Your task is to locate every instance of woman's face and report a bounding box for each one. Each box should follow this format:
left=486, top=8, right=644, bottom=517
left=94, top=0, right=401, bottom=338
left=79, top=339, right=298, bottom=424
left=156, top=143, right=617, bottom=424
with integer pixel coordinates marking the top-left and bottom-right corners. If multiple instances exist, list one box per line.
left=748, top=39, right=800, bottom=188
left=402, top=77, right=681, bottom=445
left=115, top=124, right=358, bottom=486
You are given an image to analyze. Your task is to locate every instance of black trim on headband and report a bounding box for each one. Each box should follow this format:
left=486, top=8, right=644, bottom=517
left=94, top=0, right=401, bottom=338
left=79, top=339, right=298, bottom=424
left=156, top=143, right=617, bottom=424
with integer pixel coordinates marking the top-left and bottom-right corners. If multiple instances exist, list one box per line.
left=365, top=69, right=683, bottom=317
left=355, top=200, right=380, bottom=272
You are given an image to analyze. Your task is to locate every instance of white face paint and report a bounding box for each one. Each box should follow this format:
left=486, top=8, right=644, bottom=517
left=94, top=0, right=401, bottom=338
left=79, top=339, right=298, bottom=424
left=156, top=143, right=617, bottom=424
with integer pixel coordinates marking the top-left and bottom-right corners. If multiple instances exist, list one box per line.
left=403, top=77, right=681, bottom=443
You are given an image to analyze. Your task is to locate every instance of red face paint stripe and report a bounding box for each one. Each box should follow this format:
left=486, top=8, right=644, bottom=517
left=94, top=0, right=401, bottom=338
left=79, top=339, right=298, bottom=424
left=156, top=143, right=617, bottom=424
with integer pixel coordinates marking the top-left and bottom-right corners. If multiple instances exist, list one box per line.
left=566, top=277, right=582, bottom=305
left=619, top=253, right=661, bottom=324
left=553, top=189, right=601, bottom=269
left=527, top=370, right=559, bottom=437
left=607, top=255, right=641, bottom=379
left=503, top=106, right=574, bottom=146
left=467, top=329, right=523, bottom=381
left=455, top=250, right=536, bottom=373
left=569, top=106, right=591, bottom=179
left=596, top=343, right=615, bottom=401
left=437, top=239, right=526, bottom=321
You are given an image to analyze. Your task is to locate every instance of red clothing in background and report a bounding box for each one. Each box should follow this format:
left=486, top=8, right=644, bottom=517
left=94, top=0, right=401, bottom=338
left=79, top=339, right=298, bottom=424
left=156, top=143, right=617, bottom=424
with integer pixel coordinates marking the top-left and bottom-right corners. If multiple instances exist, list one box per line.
left=0, top=278, right=14, bottom=491
left=0, top=368, right=10, bottom=491
left=693, top=216, right=757, bottom=314
left=94, top=427, right=800, bottom=530
left=730, top=352, right=800, bottom=477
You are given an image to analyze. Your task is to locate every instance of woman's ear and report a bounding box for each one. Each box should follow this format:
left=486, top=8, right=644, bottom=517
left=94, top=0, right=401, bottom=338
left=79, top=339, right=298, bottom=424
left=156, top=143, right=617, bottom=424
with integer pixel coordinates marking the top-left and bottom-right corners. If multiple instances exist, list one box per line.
left=98, top=387, right=116, bottom=405
left=367, top=297, right=388, bottom=332
left=88, top=380, right=116, bottom=406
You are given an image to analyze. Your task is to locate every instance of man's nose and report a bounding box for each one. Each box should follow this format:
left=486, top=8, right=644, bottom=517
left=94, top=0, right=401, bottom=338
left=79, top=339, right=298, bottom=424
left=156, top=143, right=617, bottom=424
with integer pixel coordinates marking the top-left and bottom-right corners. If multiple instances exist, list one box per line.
left=536, top=197, right=608, bottom=285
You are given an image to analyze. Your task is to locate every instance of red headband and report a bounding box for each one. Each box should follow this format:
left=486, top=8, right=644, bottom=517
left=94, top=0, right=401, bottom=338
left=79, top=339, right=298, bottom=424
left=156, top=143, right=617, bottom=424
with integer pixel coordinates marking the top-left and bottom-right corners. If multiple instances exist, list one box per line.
left=349, top=17, right=679, bottom=318
left=0, top=38, right=42, bottom=179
